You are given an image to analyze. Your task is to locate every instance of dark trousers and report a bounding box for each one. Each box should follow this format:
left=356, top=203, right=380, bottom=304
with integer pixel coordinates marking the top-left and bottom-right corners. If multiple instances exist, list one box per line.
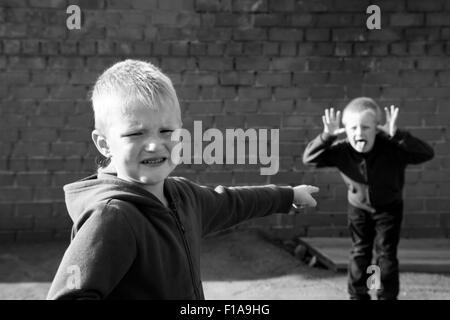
left=347, top=202, right=403, bottom=300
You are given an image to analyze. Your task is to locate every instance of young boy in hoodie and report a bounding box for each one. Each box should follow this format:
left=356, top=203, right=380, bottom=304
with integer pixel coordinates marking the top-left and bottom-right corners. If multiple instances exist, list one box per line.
left=303, top=97, right=434, bottom=300
left=47, top=59, right=319, bottom=300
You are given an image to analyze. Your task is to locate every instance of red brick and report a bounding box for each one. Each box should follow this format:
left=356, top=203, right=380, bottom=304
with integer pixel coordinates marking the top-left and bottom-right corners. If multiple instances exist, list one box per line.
left=274, top=87, right=309, bottom=99
left=51, top=142, right=87, bottom=157
left=390, top=13, right=424, bottom=26
left=97, top=40, right=115, bottom=55
left=0, top=172, right=15, bottom=186
left=0, top=187, right=33, bottom=202
left=246, top=115, right=281, bottom=128
left=160, top=57, right=196, bottom=72
left=34, top=187, right=64, bottom=201
left=177, top=86, right=200, bottom=100
left=291, top=14, right=315, bottom=26
left=27, top=158, right=65, bottom=171
left=206, top=43, right=226, bottom=56
left=417, top=58, right=450, bottom=69
left=32, top=71, right=69, bottom=85
left=271, top=57, right=307, bottom=71
left=200, top=87, right=236, bottom=99
left=220, top=71, right=254, bottom=86
left=66, top=114, right=94, bottom=129
left=367, top=29, right=403, bottom=41
left=12, top=142, right=49, bottom=157
left=187, top=101, right=222, bottom=114
left=308, top=57, right=341, bottom=71
left=407, top=0, right=443, bottom=11
left=243, top=42, right=263, bottom=55
left=30, top=116, right=66, bottom=128
left=15, top=202, right=53, bottom=218
left=401, top=71, right=436, bottom=87
left=48, top=57, right=84, bottom=69
left=292, top=72, right=327, bottom=85
left=35, top=216, right=72, bottom=229
left=306, top=28, right=330, bottom=41
left=21, top=128, right=58, bottom=142
left=260, top=100, right=294, bottom=113
left=405, top=28, right=440, bottom=41
left=315, top=13, right=352, bottom=26
left=198, top=28, right=231, bottom=41
left=195, top=0, right=222, bottom=11
left=279, top=42, right=296, bottom=56
left=238, top=87, right=271, bottom=99
left=254, top=13, right=287, bottom=27
left=198, top=57, right=233, bottom=71
left=60, top=129, right=91, bottom=142
left=53, top=172, right=86, bottom=187
left=232, top=0, right=268, bottom=12
left=426, top=13, right=450, bottom=26
left=310, top=86, right=345, bottom=99
left=256, top=72, right=290, bottom=86
left=16, top=230, right=54, bottom=242
left=269, top=28, right=303, bottom=41
left=198, top=172, right=233, bottom=185
left=190, top=42, right=207, bottom=55
left=224, top=100, right=258, bottom=113
left=233, top=28, right=267, bottom=41
left=419, top=87, right=450, bottom=99
left=234, top=172, right=269, bottom=185
left=183, top=72, right=218, bottom=86
left=295, top=0, right=334, bottom=12
left=8, top=57, right=46, bottom=69
left=236, top=57, right=270, bottom=71
left=282, top=115, right=319, bottom=128
left=3, top=40, right=21, bottom=54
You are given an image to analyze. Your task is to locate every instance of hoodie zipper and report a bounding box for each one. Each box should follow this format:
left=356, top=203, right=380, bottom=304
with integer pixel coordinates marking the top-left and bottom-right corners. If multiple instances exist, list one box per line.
left=168, top=205, right=201, bottom=299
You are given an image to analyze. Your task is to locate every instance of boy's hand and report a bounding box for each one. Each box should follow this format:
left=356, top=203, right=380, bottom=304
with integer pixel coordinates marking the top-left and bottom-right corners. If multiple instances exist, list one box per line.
left=377, top=105, right=399, bottom=137
left=322, top=108, right=345, bottom=136
left=293, top=185, right=319, bottom=208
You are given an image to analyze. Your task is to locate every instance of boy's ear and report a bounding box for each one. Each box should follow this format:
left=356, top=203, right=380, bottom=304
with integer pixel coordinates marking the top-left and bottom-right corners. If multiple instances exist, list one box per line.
left=92, top=129, right=111, bottom=158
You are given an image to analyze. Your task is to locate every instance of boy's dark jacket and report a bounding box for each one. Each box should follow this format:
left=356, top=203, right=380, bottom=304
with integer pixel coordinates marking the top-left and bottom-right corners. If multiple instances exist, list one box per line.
left=47, top=173, right=293, bottom=300
left=303, top=129, right=434, bottom=210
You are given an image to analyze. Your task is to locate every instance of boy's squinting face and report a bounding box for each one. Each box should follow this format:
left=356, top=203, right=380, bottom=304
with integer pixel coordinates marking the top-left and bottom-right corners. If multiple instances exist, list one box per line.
left=105, top=100, right=181, bottom=187
left=344, top=110, right=377, bottom=153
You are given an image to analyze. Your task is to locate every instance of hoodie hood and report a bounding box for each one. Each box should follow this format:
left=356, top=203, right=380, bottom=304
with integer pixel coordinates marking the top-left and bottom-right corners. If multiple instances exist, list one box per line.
left=63, top=172, right=175, bottom=223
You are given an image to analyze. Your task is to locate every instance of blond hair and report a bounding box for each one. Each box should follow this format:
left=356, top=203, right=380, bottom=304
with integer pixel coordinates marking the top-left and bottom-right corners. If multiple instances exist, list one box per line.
left=91, top=59, right=180, bottom=134
left=342, top=97, right=381, bottom=125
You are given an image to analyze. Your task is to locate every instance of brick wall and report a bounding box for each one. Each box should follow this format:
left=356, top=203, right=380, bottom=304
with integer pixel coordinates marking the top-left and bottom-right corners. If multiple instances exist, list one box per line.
left=0, top=0, right=449, bottom=242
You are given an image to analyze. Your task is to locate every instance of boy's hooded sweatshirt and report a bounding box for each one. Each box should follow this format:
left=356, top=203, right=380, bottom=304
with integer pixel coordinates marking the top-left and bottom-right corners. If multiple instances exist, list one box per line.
left=47, top=173, right=293, bottom=300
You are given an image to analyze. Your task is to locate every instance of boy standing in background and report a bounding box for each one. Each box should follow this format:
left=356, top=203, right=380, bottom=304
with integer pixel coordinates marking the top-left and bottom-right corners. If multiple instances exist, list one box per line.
left=303, top=97, right=434, bottom=300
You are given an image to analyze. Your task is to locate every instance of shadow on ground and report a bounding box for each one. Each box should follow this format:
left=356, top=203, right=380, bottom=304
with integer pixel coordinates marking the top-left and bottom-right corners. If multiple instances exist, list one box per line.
left=0, top=229, right=449, bottom=299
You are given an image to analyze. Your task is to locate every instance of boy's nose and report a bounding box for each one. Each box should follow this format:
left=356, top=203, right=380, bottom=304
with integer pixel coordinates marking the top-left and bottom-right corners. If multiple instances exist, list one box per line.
left=145, top=142, right=157, bottom=152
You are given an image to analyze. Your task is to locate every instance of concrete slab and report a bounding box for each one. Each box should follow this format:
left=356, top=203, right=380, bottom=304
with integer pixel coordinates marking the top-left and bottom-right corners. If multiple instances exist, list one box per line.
left=298, top=237, right=450, bottom=273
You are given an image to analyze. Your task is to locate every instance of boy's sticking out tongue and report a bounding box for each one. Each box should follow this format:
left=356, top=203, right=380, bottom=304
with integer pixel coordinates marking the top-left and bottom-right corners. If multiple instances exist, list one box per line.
left=355, top=139, right=367, bottom=152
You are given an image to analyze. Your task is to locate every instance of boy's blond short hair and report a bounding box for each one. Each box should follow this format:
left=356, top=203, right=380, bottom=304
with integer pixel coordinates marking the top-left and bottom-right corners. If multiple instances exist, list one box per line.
left=91, top=59, right=179, bottom=134
left=342, top=97, right=381, bottom=125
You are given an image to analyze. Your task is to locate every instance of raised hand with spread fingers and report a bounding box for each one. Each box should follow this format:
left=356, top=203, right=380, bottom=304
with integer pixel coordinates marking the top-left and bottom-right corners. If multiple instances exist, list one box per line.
left=377, top=105, right=399, bottom=137
left=322, top=108, right=345, bottom=136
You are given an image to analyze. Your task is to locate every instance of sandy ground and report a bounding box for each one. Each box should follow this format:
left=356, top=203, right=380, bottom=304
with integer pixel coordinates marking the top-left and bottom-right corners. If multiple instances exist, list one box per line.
left=0, top=229, right=449, bottom=300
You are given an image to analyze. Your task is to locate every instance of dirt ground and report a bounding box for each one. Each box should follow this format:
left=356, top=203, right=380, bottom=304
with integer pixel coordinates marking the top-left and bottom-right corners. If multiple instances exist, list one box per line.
left=0, top=229, right=449, bottom=300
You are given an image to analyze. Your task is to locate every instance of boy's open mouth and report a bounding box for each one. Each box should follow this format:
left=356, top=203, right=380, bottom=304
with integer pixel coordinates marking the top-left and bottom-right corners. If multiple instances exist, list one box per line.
left=355, top=139, right=367, bottom=150
left=141, top=157, right=167, bottom=166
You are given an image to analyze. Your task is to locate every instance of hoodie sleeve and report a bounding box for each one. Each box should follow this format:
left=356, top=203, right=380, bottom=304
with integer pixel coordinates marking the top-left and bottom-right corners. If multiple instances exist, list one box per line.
left=302, top=133, right=340, bottom=167
left=184, top=180, right=293, bottom=237
left=46, top=201, right=137, bottom=300
left=389, top=129, right=435, bottom=165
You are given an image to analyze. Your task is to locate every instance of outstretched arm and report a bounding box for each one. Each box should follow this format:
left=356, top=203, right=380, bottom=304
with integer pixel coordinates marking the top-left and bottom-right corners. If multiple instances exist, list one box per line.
left=185, top=180, right=318, bottom=237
